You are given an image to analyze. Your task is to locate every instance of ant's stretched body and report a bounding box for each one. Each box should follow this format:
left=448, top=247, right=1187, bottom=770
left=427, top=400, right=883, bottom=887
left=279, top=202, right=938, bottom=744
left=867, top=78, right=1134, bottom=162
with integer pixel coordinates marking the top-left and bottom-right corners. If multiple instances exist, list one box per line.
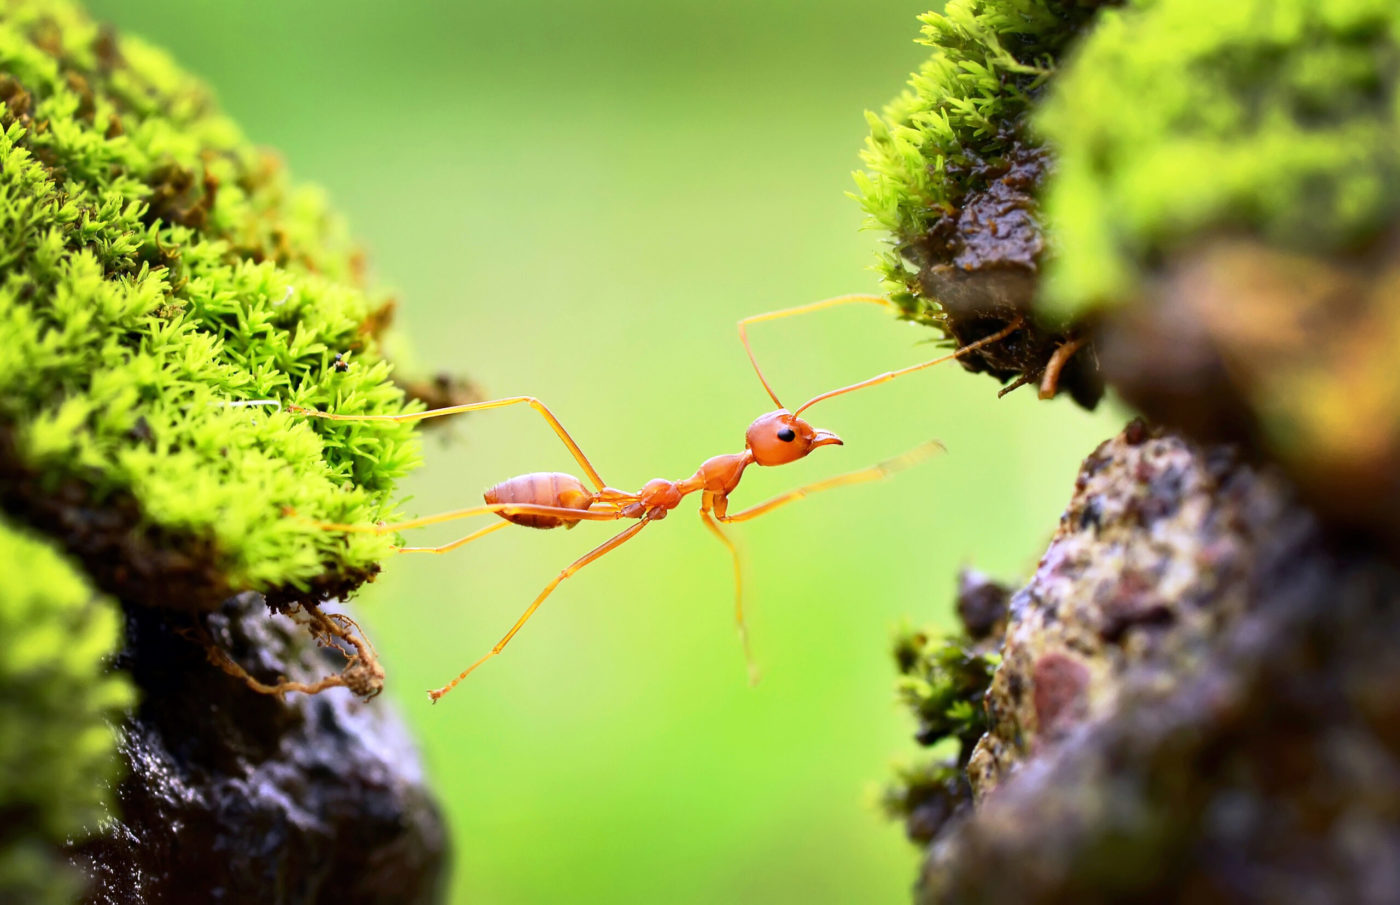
left=290, top=295, right=1025, bottom=702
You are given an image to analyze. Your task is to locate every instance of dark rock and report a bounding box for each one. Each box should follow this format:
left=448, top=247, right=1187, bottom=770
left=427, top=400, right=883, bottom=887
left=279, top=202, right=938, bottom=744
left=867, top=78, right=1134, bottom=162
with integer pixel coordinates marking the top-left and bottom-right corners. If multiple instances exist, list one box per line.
left=72, top=593, right=447, bottom=905
left=911, top=143, right=1104, bottom=410
left=955, top=569, right=1012, bottom=643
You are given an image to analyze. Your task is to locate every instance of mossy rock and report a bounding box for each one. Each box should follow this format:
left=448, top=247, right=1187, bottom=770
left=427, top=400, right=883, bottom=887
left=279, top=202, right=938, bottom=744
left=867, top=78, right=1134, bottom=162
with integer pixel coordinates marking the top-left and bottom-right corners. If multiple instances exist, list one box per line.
left=1040, top=0, right=1400, bottom=542
left=855, top=0, right=1106, bottom=295
left=854, top=0, right=1111, bottom=408
left=855, top=0, right=1400, bottom=417
left=883, top=571, right=1009, bottom=849
left=0, top=0, right=421, bottom=612
left=0, top=2, right=438, bottom=900
left=859, top=0, right=1400, bottom=541
left=873, top=5, right=1400, bottom=896
left=1038, top=0, right=1400, bottom=317
left=894, top=423, right=1400, bottom=904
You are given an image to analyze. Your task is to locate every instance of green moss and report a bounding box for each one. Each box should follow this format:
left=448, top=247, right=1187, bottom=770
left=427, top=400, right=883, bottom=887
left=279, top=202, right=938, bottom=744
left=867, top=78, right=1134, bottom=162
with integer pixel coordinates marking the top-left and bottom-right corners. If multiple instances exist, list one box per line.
left=0, top=0, right=422, bottom=603
left=879, top=758, right=965, bottom=835
left=853, top=1, right=1106, bottom=322
left=892, top=624, right=997, bottom=753
left=0, top=516, right=131, bottom=905
left=1038, top=0, right=1400, bottom=316
left=883, top=625, right=998, bottom=843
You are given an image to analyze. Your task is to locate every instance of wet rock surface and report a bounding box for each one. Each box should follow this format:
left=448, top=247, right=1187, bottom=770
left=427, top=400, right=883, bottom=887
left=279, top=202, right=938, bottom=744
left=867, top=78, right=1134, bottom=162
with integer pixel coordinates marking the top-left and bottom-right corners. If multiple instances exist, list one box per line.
left=909, top=422, right=1400, bottom=904
left=73, top=593, right=447, bottom=905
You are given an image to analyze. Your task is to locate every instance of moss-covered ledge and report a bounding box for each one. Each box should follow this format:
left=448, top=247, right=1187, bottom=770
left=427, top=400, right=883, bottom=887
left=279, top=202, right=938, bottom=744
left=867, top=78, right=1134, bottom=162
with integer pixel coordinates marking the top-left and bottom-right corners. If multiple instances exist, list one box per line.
left=0, top=1, right=448, bottom=901
left=854, top=0, right=1114, bottom=407
left=865, top=2, right=1400, bottom=900
left=0, top=2, right=420, bottom=609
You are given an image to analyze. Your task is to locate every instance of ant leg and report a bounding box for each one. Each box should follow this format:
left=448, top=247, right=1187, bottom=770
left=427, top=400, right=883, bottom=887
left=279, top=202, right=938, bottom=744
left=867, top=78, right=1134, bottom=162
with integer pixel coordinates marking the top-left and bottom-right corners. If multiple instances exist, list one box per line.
left=429, top=518, right=652, bottom=702
left=699, top=501, right=759, bottom=685
left=794, top=319, right=1024, bottom=415
left=308, top=501, right=626, bottom=534
left=738, top=294, right=896, bottom=409
left=289, top=395, right=608, bottom=491
left=718, top=439, right=946, bottom=524
left=394, top=519, right=511, bottom=554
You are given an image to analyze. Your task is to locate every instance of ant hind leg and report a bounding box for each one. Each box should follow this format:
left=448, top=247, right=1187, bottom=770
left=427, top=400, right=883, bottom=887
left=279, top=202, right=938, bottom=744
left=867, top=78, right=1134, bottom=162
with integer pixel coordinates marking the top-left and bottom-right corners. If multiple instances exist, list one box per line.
left=306, top=501, right=626, bottom=535
left=428, top=517, right=652, bottom=702
left=394, top=519, right=511, bottom=554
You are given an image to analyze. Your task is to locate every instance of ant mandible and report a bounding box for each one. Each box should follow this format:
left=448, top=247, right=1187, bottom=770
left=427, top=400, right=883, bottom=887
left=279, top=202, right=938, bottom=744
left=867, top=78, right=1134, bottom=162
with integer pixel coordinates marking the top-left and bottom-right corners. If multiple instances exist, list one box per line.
left=289, top=295, right=1024, bottom=702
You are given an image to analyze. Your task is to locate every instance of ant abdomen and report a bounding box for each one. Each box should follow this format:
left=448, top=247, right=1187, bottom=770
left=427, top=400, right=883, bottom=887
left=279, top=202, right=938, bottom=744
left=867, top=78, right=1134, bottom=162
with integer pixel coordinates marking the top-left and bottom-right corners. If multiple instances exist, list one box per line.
left=484, top=472, right=595, bottom=529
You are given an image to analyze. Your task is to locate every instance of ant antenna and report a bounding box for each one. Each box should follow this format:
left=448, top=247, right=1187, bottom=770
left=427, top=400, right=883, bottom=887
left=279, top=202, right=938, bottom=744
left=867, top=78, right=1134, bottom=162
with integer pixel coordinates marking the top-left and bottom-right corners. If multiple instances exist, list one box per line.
left=793, top=318, right=1025, bottom=416
left=738, top=295, right=896, bottom=409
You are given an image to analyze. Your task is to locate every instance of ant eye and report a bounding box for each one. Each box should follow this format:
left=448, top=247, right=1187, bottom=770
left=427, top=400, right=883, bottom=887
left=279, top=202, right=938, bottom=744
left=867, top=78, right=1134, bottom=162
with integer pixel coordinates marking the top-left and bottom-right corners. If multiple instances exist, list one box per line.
left=777, top=427, right=796, bottom=442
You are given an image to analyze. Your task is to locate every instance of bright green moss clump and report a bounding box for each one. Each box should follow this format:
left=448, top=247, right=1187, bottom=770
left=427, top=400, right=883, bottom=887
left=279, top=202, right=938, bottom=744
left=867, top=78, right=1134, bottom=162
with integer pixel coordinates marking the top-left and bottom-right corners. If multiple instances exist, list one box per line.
left=0, top=0, right=421, bottom=604
left=1038, top=0, right=1400, bottom=316
left=854, top=1, right=1105, bottom=317
left=0, top=517, right=131, bottom=905
left=882, top=625, right=998, bottom=843
left=892, top=625, right=997, bottom=755
left=0, top=3, right=426, bottom=894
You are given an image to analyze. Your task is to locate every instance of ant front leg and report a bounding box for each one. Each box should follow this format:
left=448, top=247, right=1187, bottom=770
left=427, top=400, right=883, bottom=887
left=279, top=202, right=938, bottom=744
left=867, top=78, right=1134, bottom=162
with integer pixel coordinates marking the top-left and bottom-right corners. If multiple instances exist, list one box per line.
left=1038, top=335, right=1090, bottom=400
left=289, top=395, right=608, bottom=491
left=717, top=439, right=946, bottom=524
left=699, top=493, right=759, bottom=685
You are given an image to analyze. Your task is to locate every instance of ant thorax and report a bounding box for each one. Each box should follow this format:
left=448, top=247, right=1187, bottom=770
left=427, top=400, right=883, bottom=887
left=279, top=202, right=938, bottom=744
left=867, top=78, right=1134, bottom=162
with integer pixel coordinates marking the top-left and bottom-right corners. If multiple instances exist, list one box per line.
left=686, top=453, right=751, bottom=497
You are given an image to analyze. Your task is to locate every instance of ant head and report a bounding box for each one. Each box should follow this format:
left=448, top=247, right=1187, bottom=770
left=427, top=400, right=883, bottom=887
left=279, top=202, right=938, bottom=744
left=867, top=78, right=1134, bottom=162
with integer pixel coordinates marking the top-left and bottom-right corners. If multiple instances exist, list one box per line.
left=745, top=410, right=842, bottom=466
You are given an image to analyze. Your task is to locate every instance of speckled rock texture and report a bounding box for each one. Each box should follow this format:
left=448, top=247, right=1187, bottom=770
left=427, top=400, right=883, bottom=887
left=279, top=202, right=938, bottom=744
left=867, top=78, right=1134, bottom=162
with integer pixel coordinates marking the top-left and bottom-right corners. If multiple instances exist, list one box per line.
left=71, top=593, right=448, bottom=905
left=907, top=422, right=1400, bottom=904
left=966, top=421, right=1293, bottom=797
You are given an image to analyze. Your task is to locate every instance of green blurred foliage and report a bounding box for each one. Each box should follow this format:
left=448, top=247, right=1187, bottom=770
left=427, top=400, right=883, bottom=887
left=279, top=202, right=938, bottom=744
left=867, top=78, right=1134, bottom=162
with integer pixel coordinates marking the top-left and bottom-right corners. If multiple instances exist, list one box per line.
left=891, top=625, right=996, bottom=755
left=84, top=2, right=1125, bottom=902
left=0, top=517, right=131, bottom=905
left=1039, top=0, right=1400, bottom=316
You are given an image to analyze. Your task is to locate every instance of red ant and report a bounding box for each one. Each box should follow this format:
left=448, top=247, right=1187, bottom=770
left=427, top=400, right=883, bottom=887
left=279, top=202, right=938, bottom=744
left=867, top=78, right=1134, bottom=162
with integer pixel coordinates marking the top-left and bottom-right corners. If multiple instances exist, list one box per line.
left=290, top=295, right=1023, bottom=702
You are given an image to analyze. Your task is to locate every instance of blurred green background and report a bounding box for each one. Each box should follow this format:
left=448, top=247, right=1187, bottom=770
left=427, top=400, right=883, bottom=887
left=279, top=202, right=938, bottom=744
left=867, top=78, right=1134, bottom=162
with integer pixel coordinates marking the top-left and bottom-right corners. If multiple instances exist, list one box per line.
left=85, top=2, right=1123, bottom=902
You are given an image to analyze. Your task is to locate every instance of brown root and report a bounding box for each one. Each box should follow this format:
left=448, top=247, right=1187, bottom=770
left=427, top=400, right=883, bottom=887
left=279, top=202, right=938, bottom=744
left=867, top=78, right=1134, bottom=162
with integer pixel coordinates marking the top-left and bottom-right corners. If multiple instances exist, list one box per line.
left=1038, top=335, right=1090, bottom=400
left=193, top=601, right=384, bottom=700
